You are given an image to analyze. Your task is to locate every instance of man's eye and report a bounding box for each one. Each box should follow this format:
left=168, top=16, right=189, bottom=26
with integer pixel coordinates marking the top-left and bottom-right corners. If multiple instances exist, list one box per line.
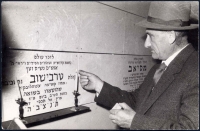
left=144, top=34, right=148, bottom=39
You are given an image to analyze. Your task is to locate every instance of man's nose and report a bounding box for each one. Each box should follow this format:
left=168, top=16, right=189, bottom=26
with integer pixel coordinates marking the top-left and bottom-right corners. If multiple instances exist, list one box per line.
left=144, top=35, right=151, bottom=48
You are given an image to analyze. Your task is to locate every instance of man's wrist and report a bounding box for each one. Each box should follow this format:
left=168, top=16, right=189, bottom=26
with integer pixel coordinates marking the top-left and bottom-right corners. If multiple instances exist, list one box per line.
left=129, top=112, right=136, bottom=129
left=95, top=81, right=104, bottom=94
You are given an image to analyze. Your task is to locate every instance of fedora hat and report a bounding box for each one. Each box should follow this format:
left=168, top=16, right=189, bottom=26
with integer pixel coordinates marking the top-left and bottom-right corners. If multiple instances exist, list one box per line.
left=136, top=2, right=198, bottom=30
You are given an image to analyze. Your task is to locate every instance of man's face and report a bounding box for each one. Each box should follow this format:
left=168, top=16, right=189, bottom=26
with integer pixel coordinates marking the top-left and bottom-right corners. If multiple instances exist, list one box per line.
left=144, top=29, right=175, bottom=60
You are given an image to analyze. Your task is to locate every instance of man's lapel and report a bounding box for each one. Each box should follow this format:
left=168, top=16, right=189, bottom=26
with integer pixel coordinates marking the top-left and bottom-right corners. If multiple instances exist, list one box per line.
left=137, top=64, right=159, bottom=110
left=140, top=44, right=195, bottom=114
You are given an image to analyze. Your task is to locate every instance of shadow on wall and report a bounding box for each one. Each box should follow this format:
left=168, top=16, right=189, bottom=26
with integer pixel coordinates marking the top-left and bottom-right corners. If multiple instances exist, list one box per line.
left=189, top=2, right=199, bottom=51
left=2, top=29, right=21, bottom=93
left=2, top=6, right=22, bottom=74
left=188, top=29, right=198, bottom=51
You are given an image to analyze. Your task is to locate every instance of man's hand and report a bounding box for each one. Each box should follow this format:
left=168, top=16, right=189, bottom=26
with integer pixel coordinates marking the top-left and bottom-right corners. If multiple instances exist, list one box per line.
left=109, top=103, right=136, bottom=129
left=79, top=70, right=104, bottom=93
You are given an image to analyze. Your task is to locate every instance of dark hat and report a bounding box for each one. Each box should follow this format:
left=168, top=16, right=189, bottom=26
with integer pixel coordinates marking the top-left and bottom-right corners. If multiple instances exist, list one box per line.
left=136, top=2, right=198, bottom=30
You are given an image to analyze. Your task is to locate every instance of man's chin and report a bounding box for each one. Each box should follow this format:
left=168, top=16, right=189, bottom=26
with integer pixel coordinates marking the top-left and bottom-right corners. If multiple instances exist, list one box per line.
left=152, top=55, right=164, bottom=61
left=152, top=54, right=158, bottom=60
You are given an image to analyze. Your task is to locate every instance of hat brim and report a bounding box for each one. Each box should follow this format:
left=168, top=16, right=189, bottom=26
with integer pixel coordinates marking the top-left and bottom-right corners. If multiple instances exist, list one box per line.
left=136, top=19, right=198, bottom=30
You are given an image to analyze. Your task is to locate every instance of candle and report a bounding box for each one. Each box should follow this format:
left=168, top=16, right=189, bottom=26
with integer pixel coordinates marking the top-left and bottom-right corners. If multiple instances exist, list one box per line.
left=76, top=72, right=79, bottom=92
left=75, top=69, right=79, bottom=92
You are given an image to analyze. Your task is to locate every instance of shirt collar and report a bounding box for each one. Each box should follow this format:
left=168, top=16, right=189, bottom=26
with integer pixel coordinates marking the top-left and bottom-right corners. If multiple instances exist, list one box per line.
left=162, top=44, right=189, bottom=67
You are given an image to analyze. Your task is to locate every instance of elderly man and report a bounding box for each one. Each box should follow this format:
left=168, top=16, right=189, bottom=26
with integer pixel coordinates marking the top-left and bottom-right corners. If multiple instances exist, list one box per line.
left=79, top=2, right=198, bottom=129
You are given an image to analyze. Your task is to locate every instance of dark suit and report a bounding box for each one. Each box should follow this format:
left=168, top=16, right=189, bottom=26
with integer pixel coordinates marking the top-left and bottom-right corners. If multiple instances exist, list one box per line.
left=95, top=45, right=198, bottom=129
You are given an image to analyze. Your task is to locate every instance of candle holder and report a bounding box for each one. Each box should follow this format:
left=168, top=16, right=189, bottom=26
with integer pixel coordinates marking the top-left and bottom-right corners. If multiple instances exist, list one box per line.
left=70, top=90, right=81, bottom=111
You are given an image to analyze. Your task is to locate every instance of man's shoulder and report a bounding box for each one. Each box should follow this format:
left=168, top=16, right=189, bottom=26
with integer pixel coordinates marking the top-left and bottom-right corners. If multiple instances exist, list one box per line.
left=184, top=50, right=198, bottom=68
left=176, top=45, right=198, bottom=70
left=180, top=50, right=198, bottom=83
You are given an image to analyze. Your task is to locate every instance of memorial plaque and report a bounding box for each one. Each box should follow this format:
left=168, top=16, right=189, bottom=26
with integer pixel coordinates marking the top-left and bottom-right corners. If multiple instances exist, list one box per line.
left=2, top=51, right=79, bottom=120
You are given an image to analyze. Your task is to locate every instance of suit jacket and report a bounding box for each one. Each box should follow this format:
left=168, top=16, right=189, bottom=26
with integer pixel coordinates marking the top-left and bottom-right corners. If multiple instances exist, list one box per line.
left=95, top=44, right=198, bottom=129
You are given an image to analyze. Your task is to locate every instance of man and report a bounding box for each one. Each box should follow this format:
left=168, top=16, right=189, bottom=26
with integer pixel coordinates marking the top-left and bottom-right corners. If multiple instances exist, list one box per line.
left=79, top=2, right=198, bottom=129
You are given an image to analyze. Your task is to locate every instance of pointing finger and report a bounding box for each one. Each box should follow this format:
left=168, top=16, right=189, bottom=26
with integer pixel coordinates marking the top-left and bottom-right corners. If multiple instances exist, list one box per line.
left=80, top=75, right=88, bottom=79
left=80, top=79, right=89, bottom=83
left=79, top=70, right=92, bottom=77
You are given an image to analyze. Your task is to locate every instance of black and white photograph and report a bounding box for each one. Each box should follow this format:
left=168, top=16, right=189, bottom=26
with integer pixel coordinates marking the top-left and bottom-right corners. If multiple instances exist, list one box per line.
left=1, top=1, right=199, bottom=130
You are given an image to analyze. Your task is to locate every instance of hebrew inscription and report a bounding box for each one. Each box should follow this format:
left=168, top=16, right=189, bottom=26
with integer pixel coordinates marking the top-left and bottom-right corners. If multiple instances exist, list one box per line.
left=2, top=51, right=77, bottom=119
left=123, top=57, right=149, bottom=91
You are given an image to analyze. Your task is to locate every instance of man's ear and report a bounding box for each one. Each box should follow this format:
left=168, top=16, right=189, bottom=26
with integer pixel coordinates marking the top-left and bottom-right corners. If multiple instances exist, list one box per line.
left=168, top=31, right=176, bottom=44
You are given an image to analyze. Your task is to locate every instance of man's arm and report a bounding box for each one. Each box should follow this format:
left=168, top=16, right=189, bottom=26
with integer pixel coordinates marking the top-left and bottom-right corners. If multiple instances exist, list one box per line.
left=79, top=70, right=140, bottom=110
left=95, top=82, right=139, bottom=110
